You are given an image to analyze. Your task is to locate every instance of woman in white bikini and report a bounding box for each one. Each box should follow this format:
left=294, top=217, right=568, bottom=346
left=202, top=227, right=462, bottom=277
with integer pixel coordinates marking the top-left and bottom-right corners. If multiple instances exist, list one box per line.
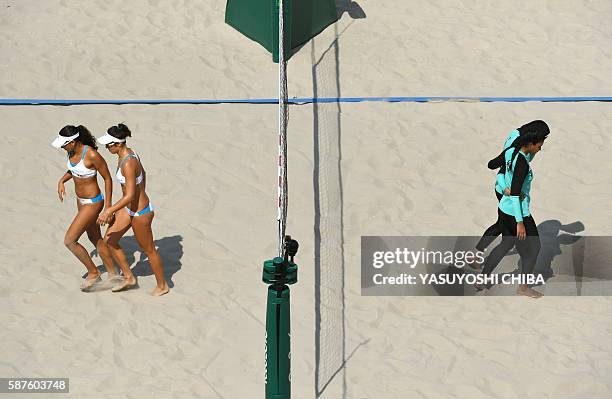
left=52, top=125, right=120, bottom=290
left=96, top=124, right=169, bottom=296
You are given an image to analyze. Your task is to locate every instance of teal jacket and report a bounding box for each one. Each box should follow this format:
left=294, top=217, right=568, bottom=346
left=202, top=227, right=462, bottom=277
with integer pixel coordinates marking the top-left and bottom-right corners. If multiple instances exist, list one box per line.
left=498, top=149, right=533, bottom=222
left=495, top=130, right=535, bottom=194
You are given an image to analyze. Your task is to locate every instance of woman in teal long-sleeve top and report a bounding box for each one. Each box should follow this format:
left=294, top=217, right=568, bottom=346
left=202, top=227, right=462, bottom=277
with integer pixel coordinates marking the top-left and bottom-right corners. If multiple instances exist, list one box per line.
left=478, top=128, right=549, bottom=298
left=474, top=121, right=549, bottom=257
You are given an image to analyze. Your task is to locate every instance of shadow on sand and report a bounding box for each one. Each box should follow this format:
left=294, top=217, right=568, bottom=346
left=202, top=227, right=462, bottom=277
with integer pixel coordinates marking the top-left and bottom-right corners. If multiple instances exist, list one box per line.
left=91, top=235, right=183, bottom=288
left=425, top=221, right=585, bottom=295
left=312, top=5, right=367, bottom=395
left=336, top=0, right=366, bottom=19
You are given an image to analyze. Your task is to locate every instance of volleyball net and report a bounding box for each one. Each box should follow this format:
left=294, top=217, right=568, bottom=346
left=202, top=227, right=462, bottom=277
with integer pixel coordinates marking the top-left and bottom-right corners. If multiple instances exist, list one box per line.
left=312, top=24, right=346, bottom=395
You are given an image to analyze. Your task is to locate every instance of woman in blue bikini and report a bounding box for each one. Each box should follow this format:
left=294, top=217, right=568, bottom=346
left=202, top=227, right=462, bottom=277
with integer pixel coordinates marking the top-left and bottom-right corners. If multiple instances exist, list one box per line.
left=52, top=125, right=119, bottom=290
left=96, top=124, right=169, bottom=296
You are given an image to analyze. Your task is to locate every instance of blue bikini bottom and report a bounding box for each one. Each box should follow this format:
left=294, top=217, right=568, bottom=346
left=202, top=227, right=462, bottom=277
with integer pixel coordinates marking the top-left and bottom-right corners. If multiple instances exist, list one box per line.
left=127, top=202, right=154, bottom=217
left=78, top=192, right=103, bottom=205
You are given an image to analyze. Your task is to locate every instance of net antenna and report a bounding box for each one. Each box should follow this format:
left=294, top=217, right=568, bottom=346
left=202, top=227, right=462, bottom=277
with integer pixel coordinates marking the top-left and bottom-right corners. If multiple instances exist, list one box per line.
left=277, top=0, right=289, bottom=258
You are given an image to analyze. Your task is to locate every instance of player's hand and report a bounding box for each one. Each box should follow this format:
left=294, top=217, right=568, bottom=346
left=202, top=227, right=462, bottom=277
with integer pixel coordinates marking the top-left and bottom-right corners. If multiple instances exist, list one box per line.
left=517, top=222, right=526, bottom=240
left=58, top=182, right=66, bottom=202
left=97, top=209, right=114, bottom=226
left=106, top=212, right=116, bottom=226
left=504, top=187, right=511, bottom=196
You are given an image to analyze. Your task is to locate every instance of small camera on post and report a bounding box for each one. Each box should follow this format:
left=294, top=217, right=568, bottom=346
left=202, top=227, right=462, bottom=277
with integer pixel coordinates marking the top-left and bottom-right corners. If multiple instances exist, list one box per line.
left=263, top=235, right=298, bottom=287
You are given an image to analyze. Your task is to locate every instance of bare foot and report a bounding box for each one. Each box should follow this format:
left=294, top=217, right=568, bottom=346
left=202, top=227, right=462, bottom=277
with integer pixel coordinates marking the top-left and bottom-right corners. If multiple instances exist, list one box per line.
left=516, top=286, right=543, bottom=298
left=80, top=272, right=102, bottom=291
left=151, top=283, right=169, bottom=297
left=111, top=276, right=138, bottom=292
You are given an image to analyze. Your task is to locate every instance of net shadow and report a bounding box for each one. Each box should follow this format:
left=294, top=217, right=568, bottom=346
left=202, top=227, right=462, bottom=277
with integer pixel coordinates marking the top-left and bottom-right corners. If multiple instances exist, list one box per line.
left=312, top=22, right=347, bottom=398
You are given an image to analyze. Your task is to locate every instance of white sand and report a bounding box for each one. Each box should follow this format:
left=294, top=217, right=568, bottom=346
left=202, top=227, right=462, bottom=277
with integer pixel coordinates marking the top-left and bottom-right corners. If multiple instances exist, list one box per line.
left=1, top=1, right=612, bottom=398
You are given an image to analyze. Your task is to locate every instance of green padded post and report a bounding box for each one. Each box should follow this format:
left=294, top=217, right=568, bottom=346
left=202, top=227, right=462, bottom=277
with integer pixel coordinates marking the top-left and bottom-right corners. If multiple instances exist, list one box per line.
left=263, top=256, right=298, bottom=398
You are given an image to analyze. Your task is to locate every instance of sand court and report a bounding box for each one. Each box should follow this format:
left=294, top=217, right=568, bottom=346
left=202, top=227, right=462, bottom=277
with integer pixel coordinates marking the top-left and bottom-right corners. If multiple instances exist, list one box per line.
left=1, top=0, right=612, bottom=398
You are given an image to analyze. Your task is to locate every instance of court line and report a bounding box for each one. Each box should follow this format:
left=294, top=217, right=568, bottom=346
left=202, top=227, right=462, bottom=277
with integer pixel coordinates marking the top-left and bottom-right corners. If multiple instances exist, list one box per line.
left=1, top=96, right=611, bottom=106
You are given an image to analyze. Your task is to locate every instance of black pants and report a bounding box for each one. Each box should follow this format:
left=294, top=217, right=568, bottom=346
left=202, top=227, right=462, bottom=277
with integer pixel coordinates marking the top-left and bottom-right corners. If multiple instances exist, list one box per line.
left=475, top=190, right=504, bottom=251
left=481, top=209, right=540, bottom=278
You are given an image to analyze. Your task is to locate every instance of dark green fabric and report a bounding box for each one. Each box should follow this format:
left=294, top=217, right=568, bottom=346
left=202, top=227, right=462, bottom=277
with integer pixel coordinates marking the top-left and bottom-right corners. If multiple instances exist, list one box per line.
left=225, top=0, right=337, bottom=62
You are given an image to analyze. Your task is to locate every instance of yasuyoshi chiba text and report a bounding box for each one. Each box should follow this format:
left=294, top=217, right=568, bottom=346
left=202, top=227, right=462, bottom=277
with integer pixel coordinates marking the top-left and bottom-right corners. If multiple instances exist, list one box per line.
left=372, top=273, right=546, bottom=286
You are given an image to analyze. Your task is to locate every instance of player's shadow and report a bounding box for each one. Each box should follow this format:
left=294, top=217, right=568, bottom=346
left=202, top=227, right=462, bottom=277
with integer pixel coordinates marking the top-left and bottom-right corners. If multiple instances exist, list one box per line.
left=91, top=235, right=183, bottom=288
left=423, top=222, right=585, bottom=295
left=532, top=220, right=584, bottom=282
left=424, top=236, right=479, bottom=296
left=480, top=220, right=584, bottom=288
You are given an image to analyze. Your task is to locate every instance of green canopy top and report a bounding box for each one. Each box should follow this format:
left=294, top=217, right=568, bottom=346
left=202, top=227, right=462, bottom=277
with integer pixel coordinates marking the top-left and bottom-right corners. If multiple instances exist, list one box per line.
left=225, top=0, right=338, bottom=62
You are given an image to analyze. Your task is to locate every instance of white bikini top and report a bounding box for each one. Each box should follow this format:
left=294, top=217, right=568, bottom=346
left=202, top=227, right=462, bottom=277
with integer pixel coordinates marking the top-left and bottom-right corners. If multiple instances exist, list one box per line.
left=67, top=146, right=97, bottom=179
left=116, top=152, right=144, bottom=185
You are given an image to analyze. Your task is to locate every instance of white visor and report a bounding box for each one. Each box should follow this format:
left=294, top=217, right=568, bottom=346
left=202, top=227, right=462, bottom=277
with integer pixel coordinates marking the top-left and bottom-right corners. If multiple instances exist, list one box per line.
left=97, top=134, right=126, bottom=145
left=51, top=133, right=79, bottom=149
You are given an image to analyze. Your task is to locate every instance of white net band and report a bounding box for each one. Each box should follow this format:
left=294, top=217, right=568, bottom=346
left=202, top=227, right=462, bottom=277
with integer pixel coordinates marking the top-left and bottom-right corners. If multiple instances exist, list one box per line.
left=277, top=0, right=289, bottom=257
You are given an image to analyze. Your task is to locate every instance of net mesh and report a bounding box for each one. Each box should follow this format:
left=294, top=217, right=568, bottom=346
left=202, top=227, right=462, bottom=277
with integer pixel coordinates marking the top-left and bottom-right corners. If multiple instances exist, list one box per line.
left=312, top=25, right=346, bottom=395
left=278, top=2, right=345, bottom=393
left=277, top=0, right=289, bottom=257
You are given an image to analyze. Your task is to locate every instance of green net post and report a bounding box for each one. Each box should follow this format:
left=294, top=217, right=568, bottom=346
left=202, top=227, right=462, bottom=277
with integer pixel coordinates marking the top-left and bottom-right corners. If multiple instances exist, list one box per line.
left=263, top=239, right=298, bottom=399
